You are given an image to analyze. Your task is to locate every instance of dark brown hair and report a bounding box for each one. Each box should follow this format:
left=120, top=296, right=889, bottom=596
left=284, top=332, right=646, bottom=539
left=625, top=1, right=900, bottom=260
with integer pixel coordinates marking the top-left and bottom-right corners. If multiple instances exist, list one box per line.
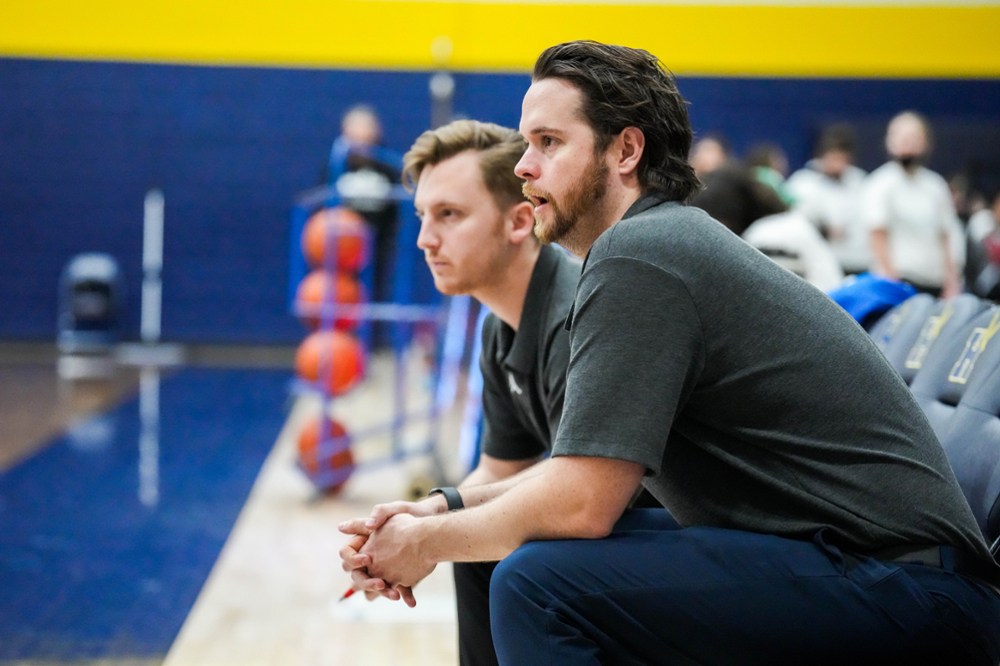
left=816, top=123, right=857, bottom=157
left=533, top=40, right=699, bottom=203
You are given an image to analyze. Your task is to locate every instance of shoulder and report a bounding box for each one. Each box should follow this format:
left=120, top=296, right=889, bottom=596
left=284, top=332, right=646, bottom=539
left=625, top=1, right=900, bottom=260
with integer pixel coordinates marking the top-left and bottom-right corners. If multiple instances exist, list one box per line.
left=845, top=164, right=867, bottom=181
left=585, top=202, right=769, bottom=300
left=862, top=163, right=899, bottom=197
left=919, top=167, right=951, bottom=193
left=786, top=167, right=821, bottom=191
left=481, top=311, right=502, bottom=349
left=590, top=202, right=727, bottom=265
left=866, top=162, right=897, bottom=184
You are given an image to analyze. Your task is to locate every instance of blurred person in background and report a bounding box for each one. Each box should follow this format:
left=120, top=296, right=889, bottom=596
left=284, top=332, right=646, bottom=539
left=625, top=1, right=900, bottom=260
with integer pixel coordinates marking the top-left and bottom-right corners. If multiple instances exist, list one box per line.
left=863, top=111, right=964, bottom=298
left=324, top=105, right=401, bottom=338
left=785, top=123, right=870, bottom=275
left=689, top=133, right=732, bottom=178
left=960, top=175, right=994, bottom=292
left=693, top=164, right=844, bottom=291
left=968, top=188, right=1000, bottom=298
left=949, top=172, right=987, bottom=226
left=968, top=186, right=1000, bottom=246
left=746, top=141, right=793, bottom=204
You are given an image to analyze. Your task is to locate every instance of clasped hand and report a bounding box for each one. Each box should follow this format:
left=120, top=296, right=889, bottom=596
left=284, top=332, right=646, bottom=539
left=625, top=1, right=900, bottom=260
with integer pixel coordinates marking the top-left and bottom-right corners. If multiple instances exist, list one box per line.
left=338, top=499, right=443, bottom=607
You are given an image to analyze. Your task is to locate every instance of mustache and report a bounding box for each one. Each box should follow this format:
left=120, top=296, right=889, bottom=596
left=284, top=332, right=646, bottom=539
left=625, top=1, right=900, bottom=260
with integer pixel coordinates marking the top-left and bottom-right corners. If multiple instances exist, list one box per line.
left=522, top=183, right=552, bottom=203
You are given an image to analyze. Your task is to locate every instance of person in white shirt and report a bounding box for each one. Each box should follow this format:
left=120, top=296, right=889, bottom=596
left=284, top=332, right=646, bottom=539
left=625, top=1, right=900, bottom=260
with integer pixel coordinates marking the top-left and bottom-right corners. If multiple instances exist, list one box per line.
left=968, top=189, right=999, bottom=247
left=862, top=111, right=963, bottom=298
left=785, top=124, right=870, bottom=275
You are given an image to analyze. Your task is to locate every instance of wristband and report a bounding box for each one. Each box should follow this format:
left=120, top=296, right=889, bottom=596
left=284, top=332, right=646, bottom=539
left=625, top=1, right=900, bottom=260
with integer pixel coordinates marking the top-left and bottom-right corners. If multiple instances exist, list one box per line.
left=428, top=486, right=464, bottom=511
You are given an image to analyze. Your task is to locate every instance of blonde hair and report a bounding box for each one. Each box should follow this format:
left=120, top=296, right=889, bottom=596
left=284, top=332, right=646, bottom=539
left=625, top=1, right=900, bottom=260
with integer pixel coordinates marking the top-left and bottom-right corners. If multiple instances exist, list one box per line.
left=403, top=120, right=528, bottom=212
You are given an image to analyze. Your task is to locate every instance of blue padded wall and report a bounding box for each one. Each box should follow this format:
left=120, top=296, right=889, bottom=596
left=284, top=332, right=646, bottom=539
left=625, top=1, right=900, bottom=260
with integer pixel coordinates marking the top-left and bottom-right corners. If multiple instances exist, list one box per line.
left=0, top=57, right=997, bottom=343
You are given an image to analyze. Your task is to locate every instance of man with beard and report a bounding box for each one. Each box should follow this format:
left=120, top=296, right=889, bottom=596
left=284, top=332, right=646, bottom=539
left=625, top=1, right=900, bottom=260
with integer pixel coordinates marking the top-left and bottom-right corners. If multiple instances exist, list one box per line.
left=340, top=41, right=1000, bottom=665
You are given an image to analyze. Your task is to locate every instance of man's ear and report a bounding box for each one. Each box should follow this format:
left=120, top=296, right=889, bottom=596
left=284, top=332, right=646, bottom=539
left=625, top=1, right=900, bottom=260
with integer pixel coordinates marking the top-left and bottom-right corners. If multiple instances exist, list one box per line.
left=616, top=127, right=645, bottom=177
left=508, top=200, right=537, bottom=244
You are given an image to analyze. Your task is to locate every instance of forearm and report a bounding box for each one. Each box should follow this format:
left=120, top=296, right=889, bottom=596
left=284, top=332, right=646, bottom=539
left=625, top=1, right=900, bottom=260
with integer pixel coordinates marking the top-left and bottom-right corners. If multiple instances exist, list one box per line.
left=413, top=456, right=644, bottom=564
left=870, top=229, right=895, bottom=277
left=941, top=231, right=959, bottom=286
left=455, top=456, right=549, bottom=508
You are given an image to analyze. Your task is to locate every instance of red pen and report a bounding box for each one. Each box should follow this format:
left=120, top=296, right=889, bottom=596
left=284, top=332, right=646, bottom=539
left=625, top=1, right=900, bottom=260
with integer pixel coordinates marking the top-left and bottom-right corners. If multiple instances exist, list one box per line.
left=339, top=588, right=356, bottom=602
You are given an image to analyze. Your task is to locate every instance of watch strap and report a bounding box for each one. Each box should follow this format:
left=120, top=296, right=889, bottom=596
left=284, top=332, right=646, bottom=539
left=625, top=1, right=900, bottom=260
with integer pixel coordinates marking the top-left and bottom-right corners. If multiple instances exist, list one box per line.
left=428, top=486, right=464, bottom=511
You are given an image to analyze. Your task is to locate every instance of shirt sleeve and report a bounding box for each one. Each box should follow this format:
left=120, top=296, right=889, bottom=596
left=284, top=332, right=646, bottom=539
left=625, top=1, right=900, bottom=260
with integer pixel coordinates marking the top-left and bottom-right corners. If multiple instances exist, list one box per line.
left=478, top=317, right=547, bottom=461
left=553, top=257, right=705, bottom=474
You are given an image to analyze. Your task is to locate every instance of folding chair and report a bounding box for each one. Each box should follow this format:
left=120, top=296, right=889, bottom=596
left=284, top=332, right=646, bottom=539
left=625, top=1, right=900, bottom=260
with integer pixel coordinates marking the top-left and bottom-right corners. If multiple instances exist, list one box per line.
left=909, top=305, right=1000, bottom=438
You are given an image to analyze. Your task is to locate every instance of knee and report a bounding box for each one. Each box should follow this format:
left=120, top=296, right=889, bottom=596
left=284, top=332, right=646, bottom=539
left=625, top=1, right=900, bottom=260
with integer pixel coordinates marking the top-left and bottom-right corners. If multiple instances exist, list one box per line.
left=490, top=541, right=560, bottom=618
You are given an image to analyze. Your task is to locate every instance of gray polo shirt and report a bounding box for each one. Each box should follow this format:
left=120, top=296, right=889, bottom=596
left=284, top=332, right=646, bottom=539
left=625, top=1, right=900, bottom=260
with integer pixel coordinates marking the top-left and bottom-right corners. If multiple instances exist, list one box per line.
left=554, top=193, right=989, bottom=558
left=479, top=244, right=580, bottom=461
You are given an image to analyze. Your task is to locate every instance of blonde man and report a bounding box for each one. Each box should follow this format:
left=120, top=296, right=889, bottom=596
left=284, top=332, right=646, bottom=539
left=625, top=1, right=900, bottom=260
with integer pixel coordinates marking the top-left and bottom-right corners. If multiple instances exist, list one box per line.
left=346, top=120, right=581, bottom=666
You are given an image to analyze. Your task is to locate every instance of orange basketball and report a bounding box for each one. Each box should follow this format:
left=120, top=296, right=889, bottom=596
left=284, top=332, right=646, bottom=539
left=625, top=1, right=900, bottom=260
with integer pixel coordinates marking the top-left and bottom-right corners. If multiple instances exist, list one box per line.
left=294, top=330, right=365, bottom=395
left=295, top=270, right=365, bottom=330
left=301, top=207, right=369, bottom=272
left=298, top=417, right=354, bottom=493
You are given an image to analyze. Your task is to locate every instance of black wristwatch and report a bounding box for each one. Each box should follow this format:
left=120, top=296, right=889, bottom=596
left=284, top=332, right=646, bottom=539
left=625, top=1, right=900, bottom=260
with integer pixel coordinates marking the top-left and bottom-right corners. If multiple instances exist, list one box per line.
left=428, top=486, right=464, bottom=511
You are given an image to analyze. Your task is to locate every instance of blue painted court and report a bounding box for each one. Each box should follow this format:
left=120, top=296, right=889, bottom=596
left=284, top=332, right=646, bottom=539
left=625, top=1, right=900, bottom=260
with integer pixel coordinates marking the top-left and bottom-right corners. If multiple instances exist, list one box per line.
left=0, top=368, right=289, bottom=660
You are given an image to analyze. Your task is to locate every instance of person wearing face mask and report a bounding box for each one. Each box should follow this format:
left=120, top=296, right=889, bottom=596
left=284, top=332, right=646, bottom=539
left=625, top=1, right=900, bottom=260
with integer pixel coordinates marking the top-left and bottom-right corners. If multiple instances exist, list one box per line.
left=862, top=111, right=964, bottom=297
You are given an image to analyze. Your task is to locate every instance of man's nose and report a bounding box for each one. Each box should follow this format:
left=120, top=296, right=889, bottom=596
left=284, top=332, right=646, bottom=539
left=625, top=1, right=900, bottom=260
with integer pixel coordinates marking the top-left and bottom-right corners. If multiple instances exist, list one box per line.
left=515, top=148, right=537, bottom=181
left=416, top=221, right=437, bottom=250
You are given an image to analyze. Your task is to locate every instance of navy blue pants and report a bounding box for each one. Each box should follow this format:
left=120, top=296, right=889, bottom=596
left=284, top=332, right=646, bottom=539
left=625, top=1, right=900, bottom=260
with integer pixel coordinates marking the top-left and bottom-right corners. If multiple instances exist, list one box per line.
left=490, top=509, right=1000, bottom=665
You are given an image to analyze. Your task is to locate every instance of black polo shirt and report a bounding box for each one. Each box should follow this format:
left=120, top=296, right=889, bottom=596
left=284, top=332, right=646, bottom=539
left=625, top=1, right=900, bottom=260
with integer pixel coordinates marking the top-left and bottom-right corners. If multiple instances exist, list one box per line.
left=479, top=244, right=581, bottom=461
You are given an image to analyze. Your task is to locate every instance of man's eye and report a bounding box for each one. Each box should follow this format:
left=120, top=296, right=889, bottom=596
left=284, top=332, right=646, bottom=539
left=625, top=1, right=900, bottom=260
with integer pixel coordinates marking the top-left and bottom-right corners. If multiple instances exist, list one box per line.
left=541, top=136, right=555, bottom=148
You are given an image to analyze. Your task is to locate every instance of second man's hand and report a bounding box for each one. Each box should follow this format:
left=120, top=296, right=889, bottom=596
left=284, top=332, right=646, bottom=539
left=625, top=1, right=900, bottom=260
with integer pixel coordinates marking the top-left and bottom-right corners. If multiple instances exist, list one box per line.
left=339, top=493, right=449, bottom=536
left=359, top=513, right=437, bottom=590
left=338, top=494, right=448, bottom=606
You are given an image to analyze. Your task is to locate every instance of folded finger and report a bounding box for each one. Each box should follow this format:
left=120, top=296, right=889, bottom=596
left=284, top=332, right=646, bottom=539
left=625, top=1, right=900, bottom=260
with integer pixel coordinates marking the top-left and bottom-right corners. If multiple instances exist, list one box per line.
left=338, top=547, right=371, bottom=571
left=338, top=517, right=373, bottom=536
left=397, top=585, right=417, bottom=608
left=351, top=569, right=385, bottom=592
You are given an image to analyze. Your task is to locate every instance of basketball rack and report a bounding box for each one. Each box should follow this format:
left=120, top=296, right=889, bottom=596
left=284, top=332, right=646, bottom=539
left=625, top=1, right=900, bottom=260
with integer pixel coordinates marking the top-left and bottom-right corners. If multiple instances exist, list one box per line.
left=287, top=139, right=469, bottom=493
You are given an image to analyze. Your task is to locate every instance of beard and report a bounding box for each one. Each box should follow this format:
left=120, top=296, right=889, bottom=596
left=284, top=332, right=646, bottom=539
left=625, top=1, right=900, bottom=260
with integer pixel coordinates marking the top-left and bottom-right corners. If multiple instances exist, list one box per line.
left=525, top=154, right=610, bottom=246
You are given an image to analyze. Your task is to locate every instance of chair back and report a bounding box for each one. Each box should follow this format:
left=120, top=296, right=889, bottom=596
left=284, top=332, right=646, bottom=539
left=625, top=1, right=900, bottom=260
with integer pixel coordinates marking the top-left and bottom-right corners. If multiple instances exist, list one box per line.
left=910, top=305, right=1000, bottom=438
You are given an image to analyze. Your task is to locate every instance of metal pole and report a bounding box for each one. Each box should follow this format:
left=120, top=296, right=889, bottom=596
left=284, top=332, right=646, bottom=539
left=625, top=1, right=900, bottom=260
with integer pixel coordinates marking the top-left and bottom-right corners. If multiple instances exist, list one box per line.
left=141, top=189, right=165, bottom=343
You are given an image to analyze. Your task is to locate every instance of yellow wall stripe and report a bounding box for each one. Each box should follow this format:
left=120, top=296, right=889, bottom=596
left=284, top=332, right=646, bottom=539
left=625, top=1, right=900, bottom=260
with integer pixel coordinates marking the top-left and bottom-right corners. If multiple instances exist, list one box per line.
left=1, top=1, right=998, bottom=77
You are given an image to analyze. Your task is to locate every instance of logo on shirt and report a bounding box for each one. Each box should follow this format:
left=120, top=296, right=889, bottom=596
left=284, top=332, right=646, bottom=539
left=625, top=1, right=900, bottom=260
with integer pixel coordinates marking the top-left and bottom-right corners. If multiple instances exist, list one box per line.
left=508, top=373, right=523, bottom=396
